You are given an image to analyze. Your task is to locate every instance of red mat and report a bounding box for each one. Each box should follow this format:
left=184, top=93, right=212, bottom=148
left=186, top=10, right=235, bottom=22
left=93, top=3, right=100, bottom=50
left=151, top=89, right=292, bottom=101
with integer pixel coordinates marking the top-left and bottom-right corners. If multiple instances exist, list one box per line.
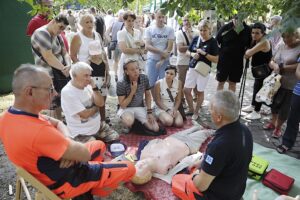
left=119, top=119, right=212, bottom=200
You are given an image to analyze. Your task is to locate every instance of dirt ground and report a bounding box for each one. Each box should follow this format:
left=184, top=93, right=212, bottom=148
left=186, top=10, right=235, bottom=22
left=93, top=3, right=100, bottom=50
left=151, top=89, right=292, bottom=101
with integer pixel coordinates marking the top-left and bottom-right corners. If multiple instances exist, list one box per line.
left=0, top=94, right=145, bottom=200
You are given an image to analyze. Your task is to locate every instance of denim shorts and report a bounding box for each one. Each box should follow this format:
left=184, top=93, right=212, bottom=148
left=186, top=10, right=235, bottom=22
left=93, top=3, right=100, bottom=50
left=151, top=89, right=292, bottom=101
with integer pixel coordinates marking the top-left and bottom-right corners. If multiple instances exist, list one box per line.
left=145, top=58, right=169, bottom=87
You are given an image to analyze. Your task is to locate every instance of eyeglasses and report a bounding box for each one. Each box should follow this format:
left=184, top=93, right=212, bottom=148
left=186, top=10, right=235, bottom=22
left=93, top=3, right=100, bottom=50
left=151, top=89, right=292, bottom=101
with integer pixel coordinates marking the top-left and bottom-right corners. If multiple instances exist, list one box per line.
left=183, top=19, right=189, bottom=22
left=31, top=85, right=55, bottom=93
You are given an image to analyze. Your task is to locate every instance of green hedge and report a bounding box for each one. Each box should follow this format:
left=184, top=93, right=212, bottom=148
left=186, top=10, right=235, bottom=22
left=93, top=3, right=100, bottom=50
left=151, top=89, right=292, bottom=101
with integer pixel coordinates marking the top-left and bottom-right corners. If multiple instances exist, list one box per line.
left=0, top=0, right=33, bottom=94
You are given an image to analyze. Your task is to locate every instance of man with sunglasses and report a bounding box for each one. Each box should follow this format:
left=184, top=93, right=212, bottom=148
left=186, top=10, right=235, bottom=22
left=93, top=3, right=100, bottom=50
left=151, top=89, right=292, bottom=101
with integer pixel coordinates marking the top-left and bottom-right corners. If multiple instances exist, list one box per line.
left=31, top=14, right=71, bottom=120
left=0, top=64, right=135, bottom=200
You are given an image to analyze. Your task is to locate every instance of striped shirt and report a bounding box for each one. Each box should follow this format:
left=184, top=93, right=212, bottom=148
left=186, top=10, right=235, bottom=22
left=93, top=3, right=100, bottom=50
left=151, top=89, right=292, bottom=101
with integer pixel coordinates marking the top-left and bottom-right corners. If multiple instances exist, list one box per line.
left=31, top=25, right=65, bottom=73
left=117, top=74, right=150, bottom=107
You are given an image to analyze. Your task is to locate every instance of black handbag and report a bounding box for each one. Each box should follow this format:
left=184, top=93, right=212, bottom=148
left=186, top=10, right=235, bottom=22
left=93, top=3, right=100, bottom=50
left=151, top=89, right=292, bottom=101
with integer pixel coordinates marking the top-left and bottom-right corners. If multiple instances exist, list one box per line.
left=251, top=64, right=271, bottom=79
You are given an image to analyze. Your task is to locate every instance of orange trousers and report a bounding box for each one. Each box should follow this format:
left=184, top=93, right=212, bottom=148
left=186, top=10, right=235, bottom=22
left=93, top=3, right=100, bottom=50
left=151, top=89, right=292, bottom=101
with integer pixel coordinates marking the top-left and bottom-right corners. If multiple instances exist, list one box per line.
left=52, top=140, right=136, bottom=198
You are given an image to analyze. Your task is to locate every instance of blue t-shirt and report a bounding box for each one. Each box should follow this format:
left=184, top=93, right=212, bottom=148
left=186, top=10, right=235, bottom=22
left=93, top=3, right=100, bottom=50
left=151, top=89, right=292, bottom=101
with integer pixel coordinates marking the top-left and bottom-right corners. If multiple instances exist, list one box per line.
left=200, top=120, right=253, bottom=200
left=293, top=57, right=300, bottom=96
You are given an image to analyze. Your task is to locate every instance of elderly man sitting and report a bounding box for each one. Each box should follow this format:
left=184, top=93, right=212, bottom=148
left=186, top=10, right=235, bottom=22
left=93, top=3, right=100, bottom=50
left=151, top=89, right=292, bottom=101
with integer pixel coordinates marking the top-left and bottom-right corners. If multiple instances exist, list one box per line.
left=0, top=64, right=135, bottom=199
left=61, top=62, right=119, bottom=142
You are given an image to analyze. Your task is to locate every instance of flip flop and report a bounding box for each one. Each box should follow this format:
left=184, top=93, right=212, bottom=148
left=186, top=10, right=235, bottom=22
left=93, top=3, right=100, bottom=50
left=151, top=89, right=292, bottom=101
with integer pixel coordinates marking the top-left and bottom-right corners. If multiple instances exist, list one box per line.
left=276, top=144, right=290, bottom=154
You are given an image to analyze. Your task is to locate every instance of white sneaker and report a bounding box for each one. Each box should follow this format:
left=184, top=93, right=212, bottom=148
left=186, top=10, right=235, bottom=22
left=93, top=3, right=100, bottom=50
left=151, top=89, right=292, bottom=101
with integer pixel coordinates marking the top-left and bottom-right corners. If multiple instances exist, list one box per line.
left=242, top=105, right=254, bottom=113
left=245, top=111, right=261, bottom=120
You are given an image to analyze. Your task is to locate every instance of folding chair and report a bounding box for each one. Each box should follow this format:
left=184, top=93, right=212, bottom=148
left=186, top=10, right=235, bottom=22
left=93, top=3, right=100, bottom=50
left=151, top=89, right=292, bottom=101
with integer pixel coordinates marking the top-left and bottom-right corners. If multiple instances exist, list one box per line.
left=15, top=166, right=71, bottom=200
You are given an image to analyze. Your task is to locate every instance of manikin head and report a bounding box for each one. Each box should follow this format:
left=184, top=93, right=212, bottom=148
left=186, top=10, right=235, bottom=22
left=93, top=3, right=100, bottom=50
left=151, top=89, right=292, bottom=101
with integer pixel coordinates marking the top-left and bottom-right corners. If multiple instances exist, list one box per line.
left=132, top=158, right=154, bottom=185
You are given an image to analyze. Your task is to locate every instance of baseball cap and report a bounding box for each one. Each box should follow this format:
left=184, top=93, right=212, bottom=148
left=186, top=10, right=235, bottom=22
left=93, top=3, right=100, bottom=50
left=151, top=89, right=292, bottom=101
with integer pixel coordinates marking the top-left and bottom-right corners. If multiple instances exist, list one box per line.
left=88, top=41, right=102, bottom=55
left=109, top=142, right=127, bottom=158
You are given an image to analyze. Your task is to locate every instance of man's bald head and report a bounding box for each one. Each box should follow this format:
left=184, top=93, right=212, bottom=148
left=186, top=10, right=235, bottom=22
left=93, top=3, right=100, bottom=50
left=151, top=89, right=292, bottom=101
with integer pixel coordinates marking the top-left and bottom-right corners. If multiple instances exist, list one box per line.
left=12, top=64, right=50, bottom=96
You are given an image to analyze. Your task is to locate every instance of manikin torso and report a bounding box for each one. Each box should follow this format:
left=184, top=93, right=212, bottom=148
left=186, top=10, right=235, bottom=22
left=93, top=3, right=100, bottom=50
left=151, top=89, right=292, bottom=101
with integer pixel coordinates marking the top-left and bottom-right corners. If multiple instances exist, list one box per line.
left=140, top=137, right=190, bottom=174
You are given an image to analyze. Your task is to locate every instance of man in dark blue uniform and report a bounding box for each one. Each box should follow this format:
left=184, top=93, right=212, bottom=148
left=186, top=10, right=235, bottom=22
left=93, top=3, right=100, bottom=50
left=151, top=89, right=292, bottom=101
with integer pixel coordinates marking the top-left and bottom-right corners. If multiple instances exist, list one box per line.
left=185, top=90, right=253, bottom=200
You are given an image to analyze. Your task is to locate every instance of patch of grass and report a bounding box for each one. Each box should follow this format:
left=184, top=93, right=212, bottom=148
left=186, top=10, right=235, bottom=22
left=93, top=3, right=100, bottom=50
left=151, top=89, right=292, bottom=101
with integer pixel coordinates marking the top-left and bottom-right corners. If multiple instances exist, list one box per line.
left=0, top=93, right=14, bottom=113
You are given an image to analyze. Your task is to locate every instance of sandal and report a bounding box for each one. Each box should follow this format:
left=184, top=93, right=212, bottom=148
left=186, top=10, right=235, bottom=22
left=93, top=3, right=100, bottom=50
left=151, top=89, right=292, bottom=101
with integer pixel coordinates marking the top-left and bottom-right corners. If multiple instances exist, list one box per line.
left=276, top=144, right=290, bottom=154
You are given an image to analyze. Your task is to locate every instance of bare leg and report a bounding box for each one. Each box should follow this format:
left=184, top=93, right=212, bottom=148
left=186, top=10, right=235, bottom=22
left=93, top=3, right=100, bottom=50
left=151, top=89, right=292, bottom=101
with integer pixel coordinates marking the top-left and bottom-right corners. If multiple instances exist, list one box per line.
left=271, top=113, right=278, bottom=126
left=158, top=112, right=174, bottom=127
left=173, top=111, right=184, bottom=127
left=184, top=87, right=194, bottom=113
left=275, top=118, right=285, bottom=130
left=228, top=81, right=236, bottom=92
left=194, top=91, right=204, bottom=115
left=144, top=120, right=159, bottom=132
left=217, top=81, right=225, bottom=91
left=99, top=96, right=107, bottom=122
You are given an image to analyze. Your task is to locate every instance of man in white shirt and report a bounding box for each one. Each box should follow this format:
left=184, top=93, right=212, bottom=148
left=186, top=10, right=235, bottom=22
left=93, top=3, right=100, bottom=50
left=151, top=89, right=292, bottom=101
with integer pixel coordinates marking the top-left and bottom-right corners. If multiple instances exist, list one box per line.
left=144, top=8, right=175, bottom=96
left=61, top=62, right=119, bottom=142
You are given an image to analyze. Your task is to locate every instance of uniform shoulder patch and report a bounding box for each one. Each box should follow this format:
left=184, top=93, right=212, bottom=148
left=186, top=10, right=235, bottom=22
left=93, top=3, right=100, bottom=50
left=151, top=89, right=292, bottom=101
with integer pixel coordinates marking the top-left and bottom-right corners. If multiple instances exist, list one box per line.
left=205, top=155, right=214, bottom=165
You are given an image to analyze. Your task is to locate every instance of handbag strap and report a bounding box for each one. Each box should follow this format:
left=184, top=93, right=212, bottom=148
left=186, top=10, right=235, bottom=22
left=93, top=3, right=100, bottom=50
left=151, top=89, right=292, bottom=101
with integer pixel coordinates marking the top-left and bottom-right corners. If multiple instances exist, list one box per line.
left=181, top=29, right=190, bottom=46
left=166, top=88, right=175, bottom=102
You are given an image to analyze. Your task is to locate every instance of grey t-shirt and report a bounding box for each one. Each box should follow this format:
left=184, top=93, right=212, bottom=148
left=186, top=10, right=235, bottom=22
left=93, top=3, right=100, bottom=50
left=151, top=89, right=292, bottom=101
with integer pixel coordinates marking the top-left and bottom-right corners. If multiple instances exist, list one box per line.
left=274, top=43, right=300, bottom=90
left=144, top=25, right=175, bottom=60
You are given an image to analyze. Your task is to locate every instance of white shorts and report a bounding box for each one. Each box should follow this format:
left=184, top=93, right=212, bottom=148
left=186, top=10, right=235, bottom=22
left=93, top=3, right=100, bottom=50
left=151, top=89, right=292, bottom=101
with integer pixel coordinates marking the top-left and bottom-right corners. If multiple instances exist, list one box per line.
left=184, top=68, right=210, bottom=92
left=117, top=107, right=148, bottom=124
left=92, top=76, right=108, bottom=96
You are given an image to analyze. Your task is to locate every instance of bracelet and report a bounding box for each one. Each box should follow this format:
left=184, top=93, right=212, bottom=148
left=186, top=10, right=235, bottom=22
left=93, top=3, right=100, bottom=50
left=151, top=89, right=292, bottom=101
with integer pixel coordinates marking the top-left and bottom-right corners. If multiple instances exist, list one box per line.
left=147, top=111, right=152, bottom=114
left=147, top=108, right=152, bottom=112
left=165, top=108, right=171, bottom=112
left=204, top=52, right=208, bottom=57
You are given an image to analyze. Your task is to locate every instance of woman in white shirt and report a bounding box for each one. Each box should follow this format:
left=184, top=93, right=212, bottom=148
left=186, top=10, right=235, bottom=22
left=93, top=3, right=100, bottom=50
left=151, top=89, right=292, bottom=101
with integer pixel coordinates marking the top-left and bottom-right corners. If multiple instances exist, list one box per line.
left=117, top=11, right=144, bottom=81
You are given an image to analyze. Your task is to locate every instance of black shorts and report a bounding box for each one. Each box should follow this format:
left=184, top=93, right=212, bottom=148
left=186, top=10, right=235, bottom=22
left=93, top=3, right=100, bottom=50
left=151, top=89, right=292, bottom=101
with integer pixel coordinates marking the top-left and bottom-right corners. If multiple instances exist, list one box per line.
left=216, top=53, right=244, bottom=83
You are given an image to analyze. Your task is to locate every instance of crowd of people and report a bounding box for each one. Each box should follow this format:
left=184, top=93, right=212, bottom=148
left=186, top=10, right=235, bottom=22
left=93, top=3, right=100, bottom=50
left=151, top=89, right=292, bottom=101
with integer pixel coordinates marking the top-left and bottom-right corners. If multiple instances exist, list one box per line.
left=0, top=0, right=299, bottom=199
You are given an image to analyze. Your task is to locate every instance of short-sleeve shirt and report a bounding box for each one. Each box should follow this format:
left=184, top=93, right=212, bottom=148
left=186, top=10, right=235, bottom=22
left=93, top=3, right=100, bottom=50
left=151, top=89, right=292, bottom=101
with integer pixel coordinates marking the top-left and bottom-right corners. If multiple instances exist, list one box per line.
left=61, top=82, right=100, bottom=138
left=116, top=74, right=150, bottom=107
left=176, top=29, right=199, bottom=65
left=144, top=25, right=175, bottom=60
left=274, top=43, right=300, bottom=90
left=0, top=107, right=70, bottom=186
left=201, top=120, right=253, bottom=200
left=188, top=36, right=219, bottom=67
left=26, top=14, right=49, bottom=36
left=31, top=25, right=65, bottom=72
left=117, top=28, right=142, bottom=63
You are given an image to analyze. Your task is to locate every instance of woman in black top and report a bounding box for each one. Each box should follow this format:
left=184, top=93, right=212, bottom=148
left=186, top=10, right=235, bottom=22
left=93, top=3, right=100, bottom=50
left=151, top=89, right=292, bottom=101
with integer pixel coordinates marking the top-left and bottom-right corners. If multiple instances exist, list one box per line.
left=184, top=20, right=219, bottom=120
left=243, top=22, right=272, bottom=120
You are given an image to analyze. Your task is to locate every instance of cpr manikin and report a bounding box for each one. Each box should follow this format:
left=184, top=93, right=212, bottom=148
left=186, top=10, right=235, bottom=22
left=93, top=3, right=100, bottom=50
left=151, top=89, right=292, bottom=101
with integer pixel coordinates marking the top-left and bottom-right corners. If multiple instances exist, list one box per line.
left=132, top=125, right=213, bottom=184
